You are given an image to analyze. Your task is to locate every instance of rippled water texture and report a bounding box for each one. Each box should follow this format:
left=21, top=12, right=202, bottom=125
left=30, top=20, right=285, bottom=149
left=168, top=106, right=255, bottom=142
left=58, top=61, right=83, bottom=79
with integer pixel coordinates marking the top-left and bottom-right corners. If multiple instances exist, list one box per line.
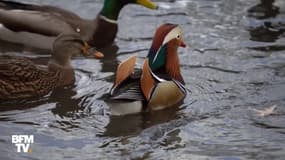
left=1, top=0, right=285, bottom=159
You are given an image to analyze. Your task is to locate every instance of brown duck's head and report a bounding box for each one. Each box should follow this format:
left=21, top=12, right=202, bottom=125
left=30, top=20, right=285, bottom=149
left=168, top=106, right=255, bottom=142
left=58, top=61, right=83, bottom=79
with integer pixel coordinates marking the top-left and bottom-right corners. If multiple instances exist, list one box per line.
left=51, top=34, right=103, bottom=67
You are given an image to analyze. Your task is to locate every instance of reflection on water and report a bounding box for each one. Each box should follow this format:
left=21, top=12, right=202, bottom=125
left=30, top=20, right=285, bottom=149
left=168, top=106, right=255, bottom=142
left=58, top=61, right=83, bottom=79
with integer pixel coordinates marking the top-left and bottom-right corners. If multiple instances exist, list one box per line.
left=49, top=86, right=82, bottom=118
left=248, top=0, right=279, bottom=19
left=247, top=0, right=285, bottom=42
left=99, top=44, right=119, bottom=74
left=0, top=0, right=285, bottom=159
left=104, top=106, right=181, bottom=137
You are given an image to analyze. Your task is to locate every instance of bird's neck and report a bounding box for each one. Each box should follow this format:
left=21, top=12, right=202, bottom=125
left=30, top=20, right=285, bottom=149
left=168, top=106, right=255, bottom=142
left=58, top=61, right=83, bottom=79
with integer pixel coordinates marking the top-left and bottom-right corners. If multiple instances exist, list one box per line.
left=90, top=16, right=118, bottom=48
left=100, top=0, right=123, bottom=21
left=148, top=44, right=184, bottom=84
left=48, top=60, right=75, bottom=86
left=165, top=45, right=184, bottom=84
left=89, top=1, right=123, bottom=48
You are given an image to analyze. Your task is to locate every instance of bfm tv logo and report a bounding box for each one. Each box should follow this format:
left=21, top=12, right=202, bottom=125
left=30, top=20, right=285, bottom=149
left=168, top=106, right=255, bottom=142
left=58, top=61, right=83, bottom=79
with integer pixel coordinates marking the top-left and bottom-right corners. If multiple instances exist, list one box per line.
left=11, top=135, right=34, bottom=153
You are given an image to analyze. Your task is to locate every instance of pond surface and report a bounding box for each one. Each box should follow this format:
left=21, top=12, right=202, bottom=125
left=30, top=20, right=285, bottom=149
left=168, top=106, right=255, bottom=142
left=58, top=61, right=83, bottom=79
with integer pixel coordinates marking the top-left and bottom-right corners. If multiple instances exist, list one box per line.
left=1, top=0, right=285, bottom=159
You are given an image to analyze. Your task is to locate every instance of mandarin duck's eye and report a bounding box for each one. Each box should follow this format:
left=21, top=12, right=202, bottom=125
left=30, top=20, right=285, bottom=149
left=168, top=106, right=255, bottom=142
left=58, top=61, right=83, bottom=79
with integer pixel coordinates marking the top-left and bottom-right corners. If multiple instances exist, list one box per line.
left=176, top=34, right=181, bottom=39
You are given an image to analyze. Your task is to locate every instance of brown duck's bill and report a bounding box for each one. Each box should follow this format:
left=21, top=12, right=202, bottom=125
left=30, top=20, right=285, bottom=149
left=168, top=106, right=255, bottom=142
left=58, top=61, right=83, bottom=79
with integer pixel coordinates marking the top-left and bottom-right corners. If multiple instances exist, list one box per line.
left=136, top=0, right=158, bottom=9
left=88, top=47, right=104, bottom=59
left=93, top=50, right=104, bottom=59
left=82, top=42, right=104, bottom=59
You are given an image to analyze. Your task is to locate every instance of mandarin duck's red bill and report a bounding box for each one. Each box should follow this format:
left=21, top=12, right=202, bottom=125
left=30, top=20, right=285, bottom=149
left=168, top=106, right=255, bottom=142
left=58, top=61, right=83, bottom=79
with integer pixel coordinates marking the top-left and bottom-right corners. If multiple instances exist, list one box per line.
left=180, top=40, right=187, bottom=48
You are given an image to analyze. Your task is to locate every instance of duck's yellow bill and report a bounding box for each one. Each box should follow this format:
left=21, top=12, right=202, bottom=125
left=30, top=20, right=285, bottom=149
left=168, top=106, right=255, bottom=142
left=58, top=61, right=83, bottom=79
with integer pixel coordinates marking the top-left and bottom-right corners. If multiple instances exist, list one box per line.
left=136, top=0, right=158, bottom=9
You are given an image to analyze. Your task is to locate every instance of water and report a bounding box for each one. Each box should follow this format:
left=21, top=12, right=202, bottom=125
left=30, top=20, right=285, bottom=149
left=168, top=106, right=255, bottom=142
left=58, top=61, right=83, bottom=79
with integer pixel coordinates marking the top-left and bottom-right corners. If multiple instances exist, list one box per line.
left=0, top=0, right=285, bottom=159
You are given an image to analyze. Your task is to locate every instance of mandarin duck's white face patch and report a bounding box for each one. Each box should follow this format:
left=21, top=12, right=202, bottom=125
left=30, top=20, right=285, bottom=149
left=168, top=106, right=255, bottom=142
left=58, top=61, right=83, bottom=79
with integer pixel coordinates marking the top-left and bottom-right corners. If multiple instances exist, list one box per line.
left=162, top=26, right=183, bottom=45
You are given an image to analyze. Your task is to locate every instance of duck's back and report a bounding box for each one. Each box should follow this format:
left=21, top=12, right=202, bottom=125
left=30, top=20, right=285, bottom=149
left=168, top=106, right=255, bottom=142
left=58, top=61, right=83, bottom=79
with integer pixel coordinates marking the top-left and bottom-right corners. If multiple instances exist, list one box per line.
left=0, top=0, right=77, bottom=17
left=0, top=0, right=36, bottom=10
left=0, top=0, right=88, bottom=49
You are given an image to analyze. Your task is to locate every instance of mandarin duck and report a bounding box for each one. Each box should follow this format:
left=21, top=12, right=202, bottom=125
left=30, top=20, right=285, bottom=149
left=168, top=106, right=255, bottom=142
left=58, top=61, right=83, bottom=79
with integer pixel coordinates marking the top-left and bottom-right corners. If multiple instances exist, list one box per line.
left=0, top=34, right=101, bottom=100
left=109, top=23, right=187, bottom=115
left=0, top=0, right=157, bottom=50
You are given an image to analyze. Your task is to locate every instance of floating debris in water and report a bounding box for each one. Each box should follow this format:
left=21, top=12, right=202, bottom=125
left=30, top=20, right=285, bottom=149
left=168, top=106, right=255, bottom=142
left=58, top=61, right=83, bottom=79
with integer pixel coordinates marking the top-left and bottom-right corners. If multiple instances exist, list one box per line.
left=156, top=3, right=171, bottom=9
left=250, top=105, right=277, bottom=117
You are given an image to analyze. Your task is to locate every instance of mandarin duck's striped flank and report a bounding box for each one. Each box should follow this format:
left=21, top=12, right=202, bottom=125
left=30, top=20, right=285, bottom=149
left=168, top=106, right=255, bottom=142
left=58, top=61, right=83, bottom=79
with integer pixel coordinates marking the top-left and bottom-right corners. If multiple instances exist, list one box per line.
left=0, top=0, right=157, bottom=50
left=108, top=24, right=187, bottom=115
left=0, top=34, right=98, bottom=100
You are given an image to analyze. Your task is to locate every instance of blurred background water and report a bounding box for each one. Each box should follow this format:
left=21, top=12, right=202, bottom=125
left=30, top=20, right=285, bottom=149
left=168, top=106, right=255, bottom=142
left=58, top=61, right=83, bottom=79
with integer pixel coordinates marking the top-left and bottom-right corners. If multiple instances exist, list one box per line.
left=0, top=0, right=285, bottom=159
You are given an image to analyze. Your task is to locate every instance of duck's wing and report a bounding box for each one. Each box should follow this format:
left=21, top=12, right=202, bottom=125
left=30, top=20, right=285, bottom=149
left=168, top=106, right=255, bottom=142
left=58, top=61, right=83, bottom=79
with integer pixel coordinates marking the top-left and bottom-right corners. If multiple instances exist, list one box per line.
left=110, top=78, right=144, bottom=101
left=0, top=0, right=79, bottom=18
left=0, top=0, right=79, bottom=36
left=110, top=55, right=144, bottom=101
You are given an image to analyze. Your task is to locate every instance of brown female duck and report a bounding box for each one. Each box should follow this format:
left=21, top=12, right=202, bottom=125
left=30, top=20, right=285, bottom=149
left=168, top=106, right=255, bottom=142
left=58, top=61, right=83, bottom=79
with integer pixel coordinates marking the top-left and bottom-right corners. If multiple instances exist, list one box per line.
left=0, top=34, right=98, bottom=100
left=0, top=0, right=157, bottom=50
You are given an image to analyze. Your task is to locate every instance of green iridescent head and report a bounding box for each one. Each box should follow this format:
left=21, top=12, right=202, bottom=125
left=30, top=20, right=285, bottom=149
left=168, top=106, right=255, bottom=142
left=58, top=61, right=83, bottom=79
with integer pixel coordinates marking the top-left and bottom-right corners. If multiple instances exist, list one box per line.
left=100, top=0, right=158, bottom=20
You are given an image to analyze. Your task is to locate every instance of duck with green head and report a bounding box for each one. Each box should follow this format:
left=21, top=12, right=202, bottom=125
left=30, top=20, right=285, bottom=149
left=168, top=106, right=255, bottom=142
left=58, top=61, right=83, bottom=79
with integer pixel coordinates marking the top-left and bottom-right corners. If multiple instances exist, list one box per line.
left=0, top=34, right=101, bottom=100
left=109, top=23, right=187, bottom=115
left=0, top=0, right=158, bottom=50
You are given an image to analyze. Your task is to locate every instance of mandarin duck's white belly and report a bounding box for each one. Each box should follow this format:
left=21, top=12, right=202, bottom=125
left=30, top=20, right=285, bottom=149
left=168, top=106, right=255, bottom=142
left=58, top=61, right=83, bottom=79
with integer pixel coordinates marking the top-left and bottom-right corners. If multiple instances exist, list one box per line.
left=107, top=101, right=143, bottom=116
left=148, top=81, right=186, bottom=110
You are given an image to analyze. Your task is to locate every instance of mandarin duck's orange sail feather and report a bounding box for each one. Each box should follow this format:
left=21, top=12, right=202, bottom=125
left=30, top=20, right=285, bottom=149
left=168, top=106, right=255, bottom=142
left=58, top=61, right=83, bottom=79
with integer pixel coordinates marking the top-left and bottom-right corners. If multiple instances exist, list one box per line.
left=111, top=55, right=137, bottom=94
left=140, top=59, right=156, bottom=101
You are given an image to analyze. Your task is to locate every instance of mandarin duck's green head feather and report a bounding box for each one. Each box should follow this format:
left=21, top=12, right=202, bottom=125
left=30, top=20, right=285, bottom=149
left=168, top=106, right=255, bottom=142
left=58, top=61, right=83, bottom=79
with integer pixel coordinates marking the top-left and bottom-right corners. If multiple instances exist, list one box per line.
left=101, top=0, right=157, bottom=20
